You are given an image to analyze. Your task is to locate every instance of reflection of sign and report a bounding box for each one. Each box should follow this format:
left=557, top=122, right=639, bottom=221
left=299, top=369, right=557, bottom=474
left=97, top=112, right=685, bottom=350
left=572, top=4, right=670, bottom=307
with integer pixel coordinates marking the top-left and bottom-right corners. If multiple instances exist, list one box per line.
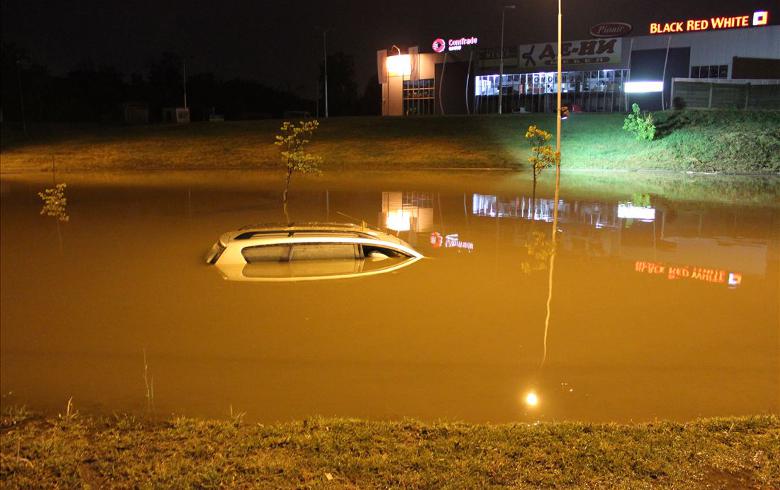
left=444, top=233, right=474, bottom=252
left=590, top=22, right=632, bottom=37
left=430, top=232, right=474, bottom=252
left=433, top=36, right=478, bottom=52
left=635, top=261, right=742, bottom=288
left=518, top=38, right=621, bottom=67
left=650, top=10, right=770, bottom=34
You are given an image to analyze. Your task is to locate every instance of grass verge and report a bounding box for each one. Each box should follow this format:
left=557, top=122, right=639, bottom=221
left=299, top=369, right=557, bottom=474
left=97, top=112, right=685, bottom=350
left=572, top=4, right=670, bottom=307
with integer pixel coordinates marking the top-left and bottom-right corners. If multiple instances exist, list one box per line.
left=1, top=409, right=778, bottom=488
left=1, top=110, right=778, bottom=174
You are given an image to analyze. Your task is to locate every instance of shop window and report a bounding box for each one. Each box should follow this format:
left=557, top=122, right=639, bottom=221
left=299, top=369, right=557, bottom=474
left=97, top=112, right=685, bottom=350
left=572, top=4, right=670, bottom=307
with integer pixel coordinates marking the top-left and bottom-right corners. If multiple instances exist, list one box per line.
left=690, top=65, right=728, bottom=79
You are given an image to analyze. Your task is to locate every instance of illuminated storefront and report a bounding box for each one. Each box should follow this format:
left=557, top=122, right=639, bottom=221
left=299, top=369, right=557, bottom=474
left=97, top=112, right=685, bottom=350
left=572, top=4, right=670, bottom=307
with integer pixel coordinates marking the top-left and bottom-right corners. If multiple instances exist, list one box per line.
left=378, top=9, right=778, bottom=115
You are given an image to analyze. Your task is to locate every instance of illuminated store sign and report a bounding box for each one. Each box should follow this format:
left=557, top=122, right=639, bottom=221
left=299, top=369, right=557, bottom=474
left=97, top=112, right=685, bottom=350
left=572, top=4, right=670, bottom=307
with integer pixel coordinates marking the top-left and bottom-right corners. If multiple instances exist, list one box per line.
left=649, top=10, right=769, bottom=34
left=432, top=36, right=478, bottom=53
left=635, top=261, right=742, bottom=288
left=590, top=22, right=632, bottom=38
left=518, top=38, right=621, bottom=67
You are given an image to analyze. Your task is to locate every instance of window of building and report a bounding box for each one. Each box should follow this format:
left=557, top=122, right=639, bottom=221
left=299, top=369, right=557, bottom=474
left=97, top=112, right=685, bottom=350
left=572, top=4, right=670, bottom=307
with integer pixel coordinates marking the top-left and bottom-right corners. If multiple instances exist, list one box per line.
left=690, top=65, right=728, bottom=79
left=403, top=79, right=435, bottom=115
left=474, top=69, right=630, bottom=113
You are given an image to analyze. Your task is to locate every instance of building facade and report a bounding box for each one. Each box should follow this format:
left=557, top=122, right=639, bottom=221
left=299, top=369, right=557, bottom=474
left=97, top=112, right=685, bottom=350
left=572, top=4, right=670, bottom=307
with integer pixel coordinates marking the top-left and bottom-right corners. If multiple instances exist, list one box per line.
left=378, top=11, right=780, bottom=115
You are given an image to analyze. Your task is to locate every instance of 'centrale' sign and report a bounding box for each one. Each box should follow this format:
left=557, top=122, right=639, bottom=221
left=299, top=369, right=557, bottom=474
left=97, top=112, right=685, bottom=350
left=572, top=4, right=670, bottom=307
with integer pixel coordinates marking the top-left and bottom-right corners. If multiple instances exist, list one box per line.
left=432, top=36, right=478, bottom=53
left=650, top=10, right=769, bottom=34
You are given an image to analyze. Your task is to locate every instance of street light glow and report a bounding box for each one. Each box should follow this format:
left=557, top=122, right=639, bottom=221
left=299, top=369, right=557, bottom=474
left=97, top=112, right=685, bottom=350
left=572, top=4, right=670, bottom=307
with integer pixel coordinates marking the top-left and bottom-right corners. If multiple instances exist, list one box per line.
left=525, top=391, right=540, bottom=407
left=386, top=55, right=411, bottom=77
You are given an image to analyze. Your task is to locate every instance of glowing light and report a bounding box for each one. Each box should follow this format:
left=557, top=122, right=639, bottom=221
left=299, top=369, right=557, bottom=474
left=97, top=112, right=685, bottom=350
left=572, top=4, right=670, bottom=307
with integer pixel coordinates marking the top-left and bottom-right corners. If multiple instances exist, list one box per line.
left=385, top=210, right=411, bottom=231
left=524, top=392, right=539, bottom=407
left=624, top=81, right=663, bottom=93
left=617, top=204, right=656, bottom=221
left=386, top=55, right=411, bottom=77
left=753, top=11, right=768, bottom=26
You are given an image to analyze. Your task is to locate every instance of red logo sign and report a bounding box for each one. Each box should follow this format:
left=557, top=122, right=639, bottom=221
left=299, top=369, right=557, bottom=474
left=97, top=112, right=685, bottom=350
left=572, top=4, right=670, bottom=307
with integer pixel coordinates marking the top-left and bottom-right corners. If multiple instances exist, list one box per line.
left=590, top=22, right=632, bottom=37
left=432, top=38, right=446, bottom=53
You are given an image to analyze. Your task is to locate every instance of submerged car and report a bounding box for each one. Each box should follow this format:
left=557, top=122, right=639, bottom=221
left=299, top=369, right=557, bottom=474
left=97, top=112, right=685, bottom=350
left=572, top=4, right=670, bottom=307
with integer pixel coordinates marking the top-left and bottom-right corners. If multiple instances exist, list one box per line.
left=205, top=223, right=423, bottom=282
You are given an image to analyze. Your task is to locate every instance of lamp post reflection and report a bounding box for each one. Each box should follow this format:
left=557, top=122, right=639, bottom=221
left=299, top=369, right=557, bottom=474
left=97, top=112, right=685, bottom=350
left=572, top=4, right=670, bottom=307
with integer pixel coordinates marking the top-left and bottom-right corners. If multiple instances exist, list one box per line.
left=541, top=153, right=562, bottom=367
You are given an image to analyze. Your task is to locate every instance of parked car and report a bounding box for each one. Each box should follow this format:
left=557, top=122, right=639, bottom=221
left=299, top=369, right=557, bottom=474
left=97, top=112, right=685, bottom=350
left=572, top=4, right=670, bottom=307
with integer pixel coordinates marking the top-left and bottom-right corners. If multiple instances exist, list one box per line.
left=206, top=223, right=423, bottom=282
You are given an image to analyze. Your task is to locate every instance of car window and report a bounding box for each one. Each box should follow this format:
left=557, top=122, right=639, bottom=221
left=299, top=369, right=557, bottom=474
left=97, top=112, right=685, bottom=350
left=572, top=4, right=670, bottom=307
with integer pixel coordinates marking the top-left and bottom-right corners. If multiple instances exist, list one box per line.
left=362, top=244, right=408, bottom=258
left=291, top=243, right=358, bottom=261
left=242, top=244, right=291, bottom=263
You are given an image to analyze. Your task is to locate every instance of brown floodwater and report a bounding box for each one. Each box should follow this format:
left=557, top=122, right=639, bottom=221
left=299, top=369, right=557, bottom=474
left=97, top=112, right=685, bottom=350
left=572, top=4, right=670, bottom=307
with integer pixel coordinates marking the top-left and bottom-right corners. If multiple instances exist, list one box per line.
left=1, top=170, right=778, bottom=423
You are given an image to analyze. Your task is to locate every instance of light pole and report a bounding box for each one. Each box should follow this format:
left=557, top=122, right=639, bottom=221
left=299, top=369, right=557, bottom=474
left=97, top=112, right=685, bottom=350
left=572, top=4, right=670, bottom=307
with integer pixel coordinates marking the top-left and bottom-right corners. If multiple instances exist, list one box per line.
left=16, top=59, right=27, bottom=136
left=323, top=30, right=329, bottom=118
left=498, top=4, right=516, bottom=115
left=555, top=0, right=562, bottom=161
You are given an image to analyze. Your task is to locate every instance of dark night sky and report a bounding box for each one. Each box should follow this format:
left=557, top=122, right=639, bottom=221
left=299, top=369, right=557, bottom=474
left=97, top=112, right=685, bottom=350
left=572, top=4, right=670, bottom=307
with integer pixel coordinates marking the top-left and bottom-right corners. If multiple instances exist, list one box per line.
left=2, top=0, right=776, bottom=98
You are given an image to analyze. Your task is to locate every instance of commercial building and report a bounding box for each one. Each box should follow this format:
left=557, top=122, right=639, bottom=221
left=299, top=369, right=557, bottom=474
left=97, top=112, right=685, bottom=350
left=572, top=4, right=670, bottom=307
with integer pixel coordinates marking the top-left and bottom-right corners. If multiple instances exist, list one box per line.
left=378, top=8, right=780, bottom=115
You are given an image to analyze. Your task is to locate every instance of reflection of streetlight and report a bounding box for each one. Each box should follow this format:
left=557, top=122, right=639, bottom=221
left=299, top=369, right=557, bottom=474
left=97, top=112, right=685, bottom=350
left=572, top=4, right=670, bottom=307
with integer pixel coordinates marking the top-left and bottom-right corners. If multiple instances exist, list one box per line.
left=498, top=4, right=516, bottom=115
left=524, top=391, right=539, bottom=407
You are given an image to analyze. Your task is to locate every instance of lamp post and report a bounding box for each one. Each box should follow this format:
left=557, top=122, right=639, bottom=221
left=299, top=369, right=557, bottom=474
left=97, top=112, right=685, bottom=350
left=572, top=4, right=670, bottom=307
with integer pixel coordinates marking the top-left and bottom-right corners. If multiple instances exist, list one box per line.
left=555, top=0, right=562, bottom=163
left=388, top=45, right=401, bottom=116
left=323, top=30, right=329, bottom=118
left=16, top=59, right=27, bottom=136
left=498, top=4, right=516, bottom=115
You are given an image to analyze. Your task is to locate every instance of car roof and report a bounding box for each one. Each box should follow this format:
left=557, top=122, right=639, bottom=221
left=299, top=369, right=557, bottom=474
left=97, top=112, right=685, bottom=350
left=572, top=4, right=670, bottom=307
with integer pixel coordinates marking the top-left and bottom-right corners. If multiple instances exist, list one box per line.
left=229, top=222, right=402, bottom=244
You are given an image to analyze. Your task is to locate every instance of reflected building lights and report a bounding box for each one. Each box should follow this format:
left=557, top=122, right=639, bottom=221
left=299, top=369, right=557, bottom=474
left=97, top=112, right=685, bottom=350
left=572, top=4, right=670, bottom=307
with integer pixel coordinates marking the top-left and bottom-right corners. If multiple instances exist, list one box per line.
left=617, top=203, right=656, bottom=221
left=381, top=192, right=434, bottom=232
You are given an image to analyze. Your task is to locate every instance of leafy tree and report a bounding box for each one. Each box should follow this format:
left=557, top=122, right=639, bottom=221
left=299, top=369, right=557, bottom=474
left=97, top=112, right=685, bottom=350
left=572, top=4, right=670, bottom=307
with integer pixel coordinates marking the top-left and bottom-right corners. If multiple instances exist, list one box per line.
left=524, top=125, right=559, bottom=209
left=623, top=103, right=656, bottom=141
left=274, top=120, right=323, bottom=222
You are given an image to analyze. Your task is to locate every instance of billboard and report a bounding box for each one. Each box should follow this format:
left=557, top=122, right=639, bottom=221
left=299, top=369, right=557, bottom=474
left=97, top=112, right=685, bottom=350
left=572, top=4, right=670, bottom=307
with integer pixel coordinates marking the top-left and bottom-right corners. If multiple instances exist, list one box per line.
left=517, top=38, right=622, bottom=68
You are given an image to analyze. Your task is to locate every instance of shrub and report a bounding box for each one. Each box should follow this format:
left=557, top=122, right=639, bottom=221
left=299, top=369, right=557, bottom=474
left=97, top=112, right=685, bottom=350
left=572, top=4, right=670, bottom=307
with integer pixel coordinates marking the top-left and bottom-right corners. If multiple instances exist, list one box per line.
left=623, top=103, right=656, bottom=141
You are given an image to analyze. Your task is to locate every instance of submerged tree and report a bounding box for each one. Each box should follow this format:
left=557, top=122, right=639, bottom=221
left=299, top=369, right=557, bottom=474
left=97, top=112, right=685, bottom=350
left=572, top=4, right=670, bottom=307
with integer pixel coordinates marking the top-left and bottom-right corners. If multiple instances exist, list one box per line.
left=274, top=120, right=322, bottom=222
left=524, top=125, right=559, bottom=211
left=38, top=158, right=69, bottom=252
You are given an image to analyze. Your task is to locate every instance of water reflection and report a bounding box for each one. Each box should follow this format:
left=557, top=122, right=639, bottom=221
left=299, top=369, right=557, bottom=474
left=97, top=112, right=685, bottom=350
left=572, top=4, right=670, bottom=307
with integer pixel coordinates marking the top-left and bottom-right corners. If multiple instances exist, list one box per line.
left=1, top=172, right=777, bottom=424
left=381, top=192, right=434, bottom=232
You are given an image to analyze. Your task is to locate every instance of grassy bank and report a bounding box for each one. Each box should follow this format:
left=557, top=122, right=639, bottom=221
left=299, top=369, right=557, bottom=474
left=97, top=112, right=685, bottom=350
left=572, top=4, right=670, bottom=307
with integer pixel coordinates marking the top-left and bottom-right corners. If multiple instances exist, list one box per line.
left=2, top=110, right=778, bottom=174
left=1, top=410, right=778, bottom=488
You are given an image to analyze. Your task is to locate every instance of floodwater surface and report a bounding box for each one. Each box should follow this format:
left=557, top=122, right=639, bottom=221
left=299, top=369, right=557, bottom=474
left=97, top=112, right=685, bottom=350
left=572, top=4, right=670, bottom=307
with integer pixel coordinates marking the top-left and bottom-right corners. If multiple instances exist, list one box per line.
left=1, top=171, right=778, bottom=423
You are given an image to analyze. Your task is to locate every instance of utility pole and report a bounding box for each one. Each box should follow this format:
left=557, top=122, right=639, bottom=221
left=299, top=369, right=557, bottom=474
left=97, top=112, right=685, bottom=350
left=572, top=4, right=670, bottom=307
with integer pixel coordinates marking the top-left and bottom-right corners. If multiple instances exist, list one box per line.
left=16, top=59, right=27, bottom=136
left=498, top=4, right=515, bottom=115
left=182, top=60, right=188, bottom=109
left=555, top=0, right=562, bottom=161
left=323, top=31, right=329, bottom=118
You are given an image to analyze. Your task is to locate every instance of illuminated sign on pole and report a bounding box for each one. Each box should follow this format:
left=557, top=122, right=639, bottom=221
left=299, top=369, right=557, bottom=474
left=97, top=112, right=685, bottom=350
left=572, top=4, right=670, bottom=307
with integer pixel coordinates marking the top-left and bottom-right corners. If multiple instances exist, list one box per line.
left=649, top=10, right=770, bottom=34
left=432, top=36, right=478, bottom=53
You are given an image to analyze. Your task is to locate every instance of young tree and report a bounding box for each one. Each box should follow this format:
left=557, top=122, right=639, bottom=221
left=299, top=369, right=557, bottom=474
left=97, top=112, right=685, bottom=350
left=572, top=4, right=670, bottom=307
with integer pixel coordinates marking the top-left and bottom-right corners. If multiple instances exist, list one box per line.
left=274, top=120, right=323, bottom=222
left=524, top=125, right=559, bottom=213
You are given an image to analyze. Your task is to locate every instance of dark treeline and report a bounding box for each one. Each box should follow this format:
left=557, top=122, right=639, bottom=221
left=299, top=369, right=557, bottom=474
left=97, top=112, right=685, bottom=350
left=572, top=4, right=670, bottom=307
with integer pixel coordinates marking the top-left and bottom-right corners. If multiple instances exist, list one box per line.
left=1, top=44, right=379, bottom=124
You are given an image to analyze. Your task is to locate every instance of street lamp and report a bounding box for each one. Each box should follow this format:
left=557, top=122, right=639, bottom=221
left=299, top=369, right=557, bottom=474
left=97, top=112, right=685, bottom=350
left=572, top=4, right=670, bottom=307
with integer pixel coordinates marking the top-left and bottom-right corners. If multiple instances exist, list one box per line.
left=555, top=0, right=562, bottom=162
left=323, top=30, right=329, bottom=118
left=498, top=4, right=516, bottom=115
